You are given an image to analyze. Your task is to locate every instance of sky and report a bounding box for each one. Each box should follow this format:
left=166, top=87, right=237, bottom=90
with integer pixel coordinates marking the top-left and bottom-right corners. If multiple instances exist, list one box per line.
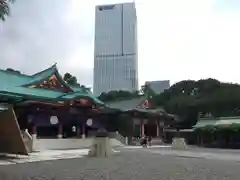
left=0, top=0, right=240, bottom=88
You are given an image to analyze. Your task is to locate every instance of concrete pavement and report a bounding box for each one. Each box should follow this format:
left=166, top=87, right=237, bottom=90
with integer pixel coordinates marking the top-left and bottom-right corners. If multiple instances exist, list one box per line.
left=1, top=147, right=240, bottom=180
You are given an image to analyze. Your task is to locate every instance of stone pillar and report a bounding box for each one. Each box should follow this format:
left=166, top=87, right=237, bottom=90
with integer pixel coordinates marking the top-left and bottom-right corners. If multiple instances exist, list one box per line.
left=141, top=122, right=145, bottom=137
left=82, top=124, right=86, bottom=138
left=57, top=123, right=63, bottom=138
left=156, top=120, right=160, bottom=137
left=31, top=125, right=37, bottom=151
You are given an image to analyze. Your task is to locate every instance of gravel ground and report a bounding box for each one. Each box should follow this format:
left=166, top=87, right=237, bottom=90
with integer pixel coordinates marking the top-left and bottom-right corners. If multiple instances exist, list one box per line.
left=0, top=148, right=240, bottom=180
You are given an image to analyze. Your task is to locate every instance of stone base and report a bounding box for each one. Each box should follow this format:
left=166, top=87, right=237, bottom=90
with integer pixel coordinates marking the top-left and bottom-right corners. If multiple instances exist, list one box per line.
left=57, top=134, right=63, bottom=139
left=32, top=134, right=37, bottom=140
left=172, top=138, right=187, bottom=150
left=88, top=137, right=113, bottom=157
left=32, top=134, right=38, bottom=152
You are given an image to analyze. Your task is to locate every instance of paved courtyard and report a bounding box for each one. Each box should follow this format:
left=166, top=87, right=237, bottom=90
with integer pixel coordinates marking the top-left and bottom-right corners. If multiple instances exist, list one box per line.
left=1, top=147, right=240, bottom=180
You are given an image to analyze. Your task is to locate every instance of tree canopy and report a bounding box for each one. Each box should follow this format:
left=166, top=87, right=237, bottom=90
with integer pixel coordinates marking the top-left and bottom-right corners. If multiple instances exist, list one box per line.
left=152, top=78, right=240, bottom=128
left=63, top=72, right=91, bottom=92
left=0, top=0, right=14, bottom=21
left=63, top=73, right=79, bottom=86
left=98, top=90, right=141, bottom=102
left=140, top=82, right=155, bottom=98
left=98, top=82, right=156, bottom=102
left=6, top=68, right=21, bottom=74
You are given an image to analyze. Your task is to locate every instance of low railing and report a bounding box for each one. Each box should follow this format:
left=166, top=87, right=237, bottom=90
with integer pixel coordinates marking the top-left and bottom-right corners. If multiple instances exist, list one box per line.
left=22, top=130, right=33, bottom=153
left=115, top=132, right=127, bottom=145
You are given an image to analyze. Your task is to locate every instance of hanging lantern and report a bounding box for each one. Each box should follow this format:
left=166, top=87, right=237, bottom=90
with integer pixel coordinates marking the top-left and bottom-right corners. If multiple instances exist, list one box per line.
left=50, top=116, right=59, bottom=125
left=72, top=126, right=76, bottom=132
left=86, top=119, right=93, bottom=126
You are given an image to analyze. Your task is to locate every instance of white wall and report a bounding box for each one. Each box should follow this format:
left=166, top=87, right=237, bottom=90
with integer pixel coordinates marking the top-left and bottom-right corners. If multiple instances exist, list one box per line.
left=34, top=138, right=124, bottom=150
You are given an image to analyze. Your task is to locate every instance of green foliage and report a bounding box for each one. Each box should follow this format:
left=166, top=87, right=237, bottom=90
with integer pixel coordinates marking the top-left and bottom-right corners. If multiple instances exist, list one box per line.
left=98, top=90, right=141, bottom=102
left=140, top=82, right=155, bottom=98
left=63, top=72, right=91, bottom=93
left=98, top=82, right=156, bottom=102
left=6, top=68, right=21, bottom=74
left=195, top=124, right=240, bottom=134
left=228, top=123, right=240, bottom=132
left=199, top=125, right=217, bottom=133
left=0, top=0, right=14, bottom=21
left=152, top=78, right=240, bottom=128
left=63, top=72, right=79, bottom=86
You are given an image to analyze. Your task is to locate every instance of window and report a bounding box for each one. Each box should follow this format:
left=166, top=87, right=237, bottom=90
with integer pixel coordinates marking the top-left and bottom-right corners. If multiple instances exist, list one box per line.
left=99, top=5, right=115, bottom=11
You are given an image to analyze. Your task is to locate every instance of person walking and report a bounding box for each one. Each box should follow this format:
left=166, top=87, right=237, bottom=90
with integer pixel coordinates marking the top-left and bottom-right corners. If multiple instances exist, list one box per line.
left=148, top=136, right=152, bottom=147
left=140, top=136, right=147, bottom=147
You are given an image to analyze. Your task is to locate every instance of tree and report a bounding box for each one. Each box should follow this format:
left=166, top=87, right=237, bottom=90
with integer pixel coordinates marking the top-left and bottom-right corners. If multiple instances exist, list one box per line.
left=6, top=68, right=21, bottom=74
left=152, top=78, right=240, bottom=128
left=140, top=82, right=155, bottom=97
left=63, top=72, right=91, bottom=93
left=63, top=72, right=78, bottom=86
left=0, top=0, right=14, bottom=21
left=98, top=90, right=140, bottom=102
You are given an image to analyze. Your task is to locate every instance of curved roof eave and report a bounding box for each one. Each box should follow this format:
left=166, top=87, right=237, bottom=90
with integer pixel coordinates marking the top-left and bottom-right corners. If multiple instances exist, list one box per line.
left=58, top=91, right=104, bottom=105
left=21, top=64, right=74, bottom=92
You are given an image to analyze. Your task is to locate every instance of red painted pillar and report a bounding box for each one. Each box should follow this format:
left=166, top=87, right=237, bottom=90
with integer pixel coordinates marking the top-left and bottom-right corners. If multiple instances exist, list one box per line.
left=76, top=125, right=80, bottom=138
left=32, top=125, right=37, bottom=139
left=57, top=124, right=63, bottom=138
left=32, top=125, right=37, bottom=135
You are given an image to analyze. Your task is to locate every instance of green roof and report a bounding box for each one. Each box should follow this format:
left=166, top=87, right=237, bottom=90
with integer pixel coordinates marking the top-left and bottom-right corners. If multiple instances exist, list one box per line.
left=106, top=97, right=146, bottom=111
left=193, top=120, right=218, bottom=128
left=59, top=91, right=104, bottom=105
left=0, top=87, right=62, bottom=99
left=0, top=70, right=32, bottom=88
left=124, top=108, right=165, bottom=115
left=194, top=117, right=240, bottom=128
left=106, top=97, right=167, bottom=116
left=0, top=64, right=103, bottom=105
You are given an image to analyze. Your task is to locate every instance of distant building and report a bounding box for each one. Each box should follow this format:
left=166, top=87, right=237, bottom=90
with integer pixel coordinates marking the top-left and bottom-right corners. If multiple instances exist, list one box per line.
left=146, top=80, right=170, bottom=94
left=93, top=2, right=139, bottom=95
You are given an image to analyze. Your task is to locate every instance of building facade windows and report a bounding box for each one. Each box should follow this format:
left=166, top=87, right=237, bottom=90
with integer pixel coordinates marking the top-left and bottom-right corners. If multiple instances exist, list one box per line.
left=93, top=2, right=138, bottom=95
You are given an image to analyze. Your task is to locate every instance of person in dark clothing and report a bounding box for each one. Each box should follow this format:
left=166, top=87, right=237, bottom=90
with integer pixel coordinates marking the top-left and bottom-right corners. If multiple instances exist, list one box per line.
left=148, top=136, right=152, bottom=146
left=140, top=136, right=148, bottom=147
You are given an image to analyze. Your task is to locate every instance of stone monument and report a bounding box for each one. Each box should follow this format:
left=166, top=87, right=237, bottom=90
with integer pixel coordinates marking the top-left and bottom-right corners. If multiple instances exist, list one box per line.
left=88, top=131, right=113, bottom=157
left=171, top=128, right=188, bottom=149
left=172, top=137, right=187, bottom=149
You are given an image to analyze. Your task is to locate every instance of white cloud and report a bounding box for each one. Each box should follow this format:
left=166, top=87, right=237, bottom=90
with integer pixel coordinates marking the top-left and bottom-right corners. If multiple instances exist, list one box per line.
left=136, top=0, right=240, bottom=85
left=0, top=0, right=240, bottom=87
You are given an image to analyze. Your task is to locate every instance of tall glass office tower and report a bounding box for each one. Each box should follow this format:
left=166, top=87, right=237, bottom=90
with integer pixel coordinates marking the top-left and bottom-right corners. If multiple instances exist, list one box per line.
left=93, top=2, right=138, bottom=95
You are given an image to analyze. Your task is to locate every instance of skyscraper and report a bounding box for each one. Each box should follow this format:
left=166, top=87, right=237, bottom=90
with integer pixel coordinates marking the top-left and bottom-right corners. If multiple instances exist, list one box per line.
left=93, top=2, right=138, bottom=95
